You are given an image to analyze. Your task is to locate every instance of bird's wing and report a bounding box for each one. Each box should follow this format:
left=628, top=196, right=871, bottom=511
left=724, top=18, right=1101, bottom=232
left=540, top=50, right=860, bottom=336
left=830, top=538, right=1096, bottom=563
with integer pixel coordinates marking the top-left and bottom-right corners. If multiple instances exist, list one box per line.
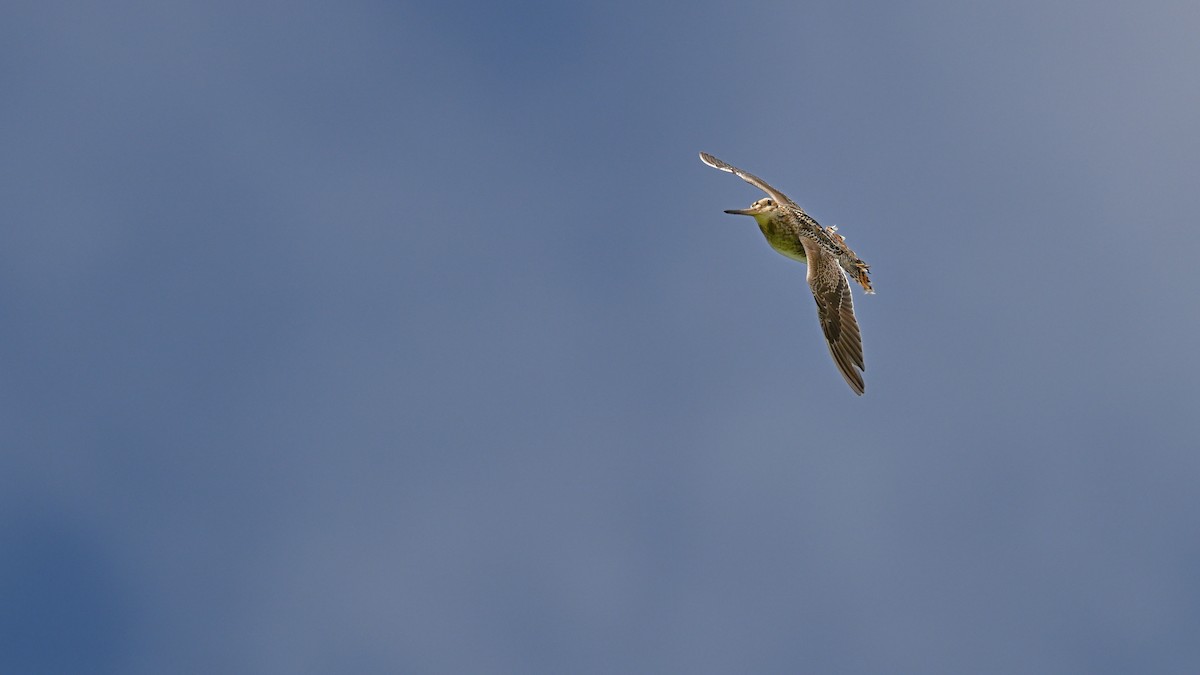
left=804, top=243, right=866, bottom=395
left=699, top=152, right=797, bottom=206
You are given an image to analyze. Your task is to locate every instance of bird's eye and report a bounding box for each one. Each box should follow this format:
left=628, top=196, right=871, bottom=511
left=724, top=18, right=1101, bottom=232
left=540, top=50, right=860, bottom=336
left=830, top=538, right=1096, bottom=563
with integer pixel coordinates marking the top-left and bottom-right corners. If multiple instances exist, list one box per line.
left=765, top=199, right=774, bottom=206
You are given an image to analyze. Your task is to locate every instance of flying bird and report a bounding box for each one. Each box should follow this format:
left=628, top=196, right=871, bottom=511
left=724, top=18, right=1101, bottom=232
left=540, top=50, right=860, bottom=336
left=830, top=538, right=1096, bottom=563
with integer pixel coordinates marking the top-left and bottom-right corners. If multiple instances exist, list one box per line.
left=699, top=152, right=874, bottom=395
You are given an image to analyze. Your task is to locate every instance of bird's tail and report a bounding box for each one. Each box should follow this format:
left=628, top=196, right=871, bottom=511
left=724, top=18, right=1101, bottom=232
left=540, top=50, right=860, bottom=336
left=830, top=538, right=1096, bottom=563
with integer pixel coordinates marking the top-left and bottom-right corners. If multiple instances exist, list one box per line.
left=824, top=225, right=874, bottom=294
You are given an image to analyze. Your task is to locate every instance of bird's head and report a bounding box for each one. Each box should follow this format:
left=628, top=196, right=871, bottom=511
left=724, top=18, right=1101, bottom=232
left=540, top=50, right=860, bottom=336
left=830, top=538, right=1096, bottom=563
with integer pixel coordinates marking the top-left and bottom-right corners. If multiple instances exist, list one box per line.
left=724, top=198, right=780, bottom=226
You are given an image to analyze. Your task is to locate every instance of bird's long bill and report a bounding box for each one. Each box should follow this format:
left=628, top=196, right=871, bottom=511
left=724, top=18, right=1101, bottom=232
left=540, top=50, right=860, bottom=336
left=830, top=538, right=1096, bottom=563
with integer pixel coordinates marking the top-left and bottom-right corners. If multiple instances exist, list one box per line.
left=723, top=208, right=756, bottom=215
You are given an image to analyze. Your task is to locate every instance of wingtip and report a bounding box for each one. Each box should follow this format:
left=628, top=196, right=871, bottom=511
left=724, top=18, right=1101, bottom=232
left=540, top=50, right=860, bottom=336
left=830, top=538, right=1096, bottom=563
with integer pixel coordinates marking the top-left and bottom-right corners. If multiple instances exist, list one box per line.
left=699, top=152, right=736, bottom=174
left=841, top=363, right=867, bottom=396
left=845, top=371, right=866, bottom=396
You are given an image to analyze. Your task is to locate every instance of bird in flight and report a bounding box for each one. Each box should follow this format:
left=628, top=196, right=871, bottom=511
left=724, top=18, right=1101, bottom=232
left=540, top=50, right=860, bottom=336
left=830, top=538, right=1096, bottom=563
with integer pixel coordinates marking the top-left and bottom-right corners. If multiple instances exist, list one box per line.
left=699, top=152, right=874, bottom=395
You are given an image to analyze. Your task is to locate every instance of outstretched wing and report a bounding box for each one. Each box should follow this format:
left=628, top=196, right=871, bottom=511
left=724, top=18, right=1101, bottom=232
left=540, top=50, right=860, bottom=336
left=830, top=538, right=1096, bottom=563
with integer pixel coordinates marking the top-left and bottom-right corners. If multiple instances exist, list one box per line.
left=805, top=245, right=866, bottom=395
left=699, top=152, right=797, bottom=207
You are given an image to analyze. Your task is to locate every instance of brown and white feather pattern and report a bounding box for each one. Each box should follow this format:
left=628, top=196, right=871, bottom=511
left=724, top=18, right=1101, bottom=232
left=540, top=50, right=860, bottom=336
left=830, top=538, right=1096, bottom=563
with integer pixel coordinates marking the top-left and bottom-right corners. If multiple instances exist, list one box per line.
left=700, top=151, right=872, bottom=395
left=803, top=243, right=866, bottom=395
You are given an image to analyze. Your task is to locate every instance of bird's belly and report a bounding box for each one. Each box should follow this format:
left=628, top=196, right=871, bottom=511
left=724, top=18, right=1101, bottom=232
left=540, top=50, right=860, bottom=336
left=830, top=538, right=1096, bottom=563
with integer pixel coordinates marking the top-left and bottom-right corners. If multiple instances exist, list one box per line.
left=760, top=227, right=807, bottom=264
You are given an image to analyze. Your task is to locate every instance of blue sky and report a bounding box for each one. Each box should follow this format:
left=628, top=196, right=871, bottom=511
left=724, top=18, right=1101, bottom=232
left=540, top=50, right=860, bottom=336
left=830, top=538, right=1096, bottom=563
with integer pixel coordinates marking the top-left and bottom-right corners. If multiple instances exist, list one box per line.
left=3, top=1, right=1200, bottom=672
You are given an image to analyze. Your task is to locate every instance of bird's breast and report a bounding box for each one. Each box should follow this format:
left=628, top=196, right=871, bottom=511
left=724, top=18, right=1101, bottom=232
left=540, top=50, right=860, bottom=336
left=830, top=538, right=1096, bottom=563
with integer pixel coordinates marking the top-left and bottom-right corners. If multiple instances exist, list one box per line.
left=756, top=219, right=808, bottom=264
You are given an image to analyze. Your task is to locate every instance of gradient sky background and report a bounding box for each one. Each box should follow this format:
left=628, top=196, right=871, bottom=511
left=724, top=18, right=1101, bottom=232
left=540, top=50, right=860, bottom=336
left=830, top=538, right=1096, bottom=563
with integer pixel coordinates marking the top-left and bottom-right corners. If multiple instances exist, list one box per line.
left=4, top=1, right=1200, bottom=673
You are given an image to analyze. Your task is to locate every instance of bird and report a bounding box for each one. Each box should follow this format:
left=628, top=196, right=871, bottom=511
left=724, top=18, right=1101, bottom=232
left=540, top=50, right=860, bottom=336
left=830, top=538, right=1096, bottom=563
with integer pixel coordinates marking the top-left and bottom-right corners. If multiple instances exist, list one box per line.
left=699, top=152, right=874, bottom=395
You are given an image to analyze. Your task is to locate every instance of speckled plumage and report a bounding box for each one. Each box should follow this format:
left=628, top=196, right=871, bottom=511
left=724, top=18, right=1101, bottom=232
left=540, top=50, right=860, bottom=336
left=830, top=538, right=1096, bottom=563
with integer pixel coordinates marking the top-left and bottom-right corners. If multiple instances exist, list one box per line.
left=699, top=152, right=874, bottom=395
